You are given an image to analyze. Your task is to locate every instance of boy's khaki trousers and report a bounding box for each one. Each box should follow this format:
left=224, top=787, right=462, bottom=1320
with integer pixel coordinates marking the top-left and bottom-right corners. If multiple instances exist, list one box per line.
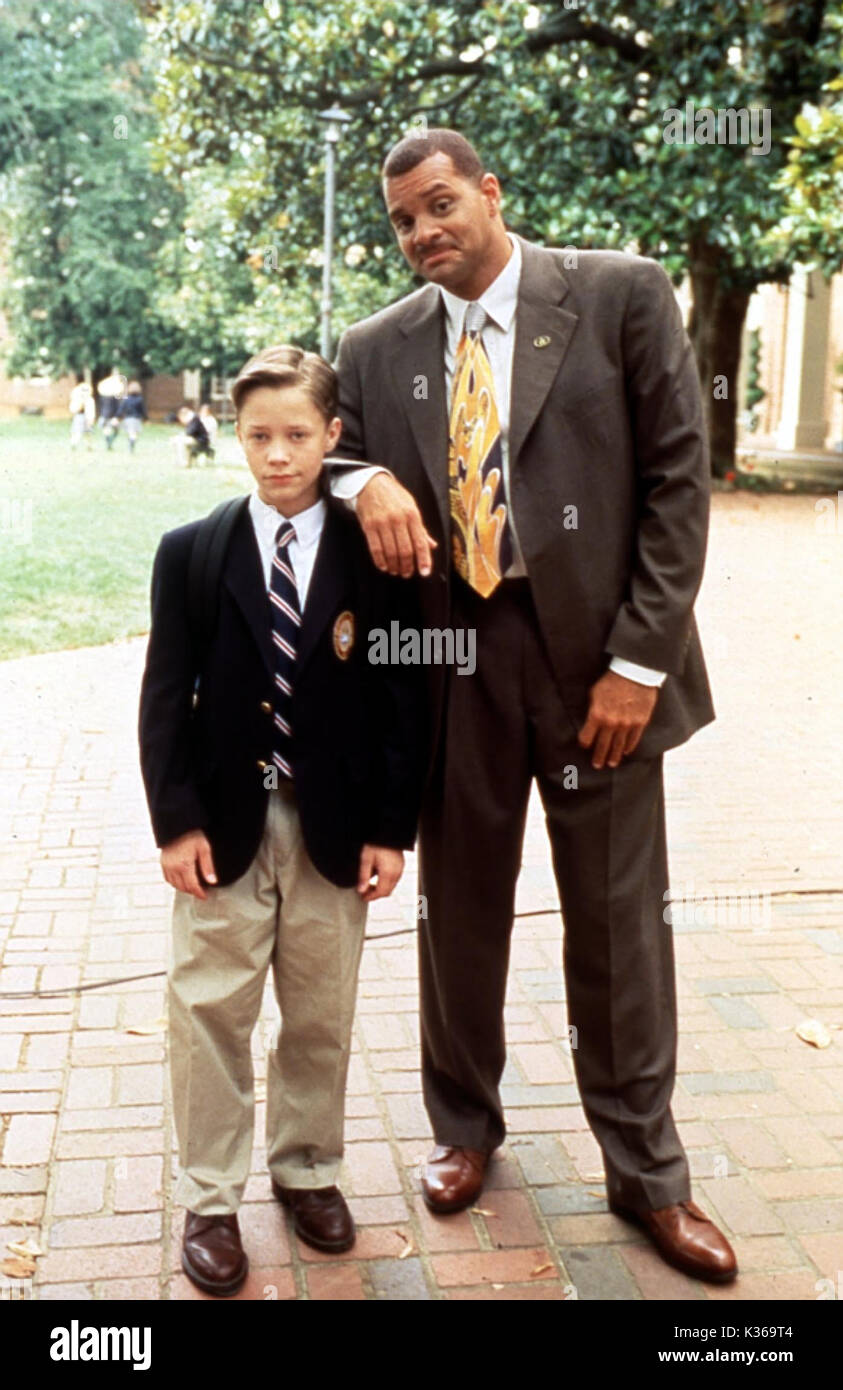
left=168, top=783, right=367, bottom=1215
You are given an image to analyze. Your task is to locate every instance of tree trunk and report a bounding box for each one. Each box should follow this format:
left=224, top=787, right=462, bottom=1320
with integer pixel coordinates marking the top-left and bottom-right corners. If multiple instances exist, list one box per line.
left=687, top=239, right=751, bottom=477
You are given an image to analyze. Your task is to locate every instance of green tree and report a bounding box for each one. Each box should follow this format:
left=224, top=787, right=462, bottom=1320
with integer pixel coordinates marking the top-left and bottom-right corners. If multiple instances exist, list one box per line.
left=772, top=10, right=843, bottom=277
left=145, top=0, right=841, bottom=473
left=146, top=162, right=410, bottom=378
left=0, top=0, right=181, bottom=381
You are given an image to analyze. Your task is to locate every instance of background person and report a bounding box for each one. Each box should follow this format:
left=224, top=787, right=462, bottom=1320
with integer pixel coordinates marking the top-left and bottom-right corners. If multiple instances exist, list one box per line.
left=97, top=367, right=125, bottom=450
left=116, top=379, right=147, bottom=452
left=198, top=401, right=219, bottom=457
left=174, top=404, right=211, bottom=466
left=68, top=380, right=96, bottom=451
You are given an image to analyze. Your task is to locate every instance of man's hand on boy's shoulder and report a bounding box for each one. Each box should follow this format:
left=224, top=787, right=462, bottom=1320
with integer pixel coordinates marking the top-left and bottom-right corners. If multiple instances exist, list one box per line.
left=161, top=829, right=218, bottom=900
left=355, top=472, right=437, bottom=579
left=357, top=845, right=404, bottom=902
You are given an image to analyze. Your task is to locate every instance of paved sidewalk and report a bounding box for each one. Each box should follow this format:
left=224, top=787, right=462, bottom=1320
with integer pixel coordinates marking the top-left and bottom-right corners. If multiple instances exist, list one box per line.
left=1, top=493, right=842, bottom=1301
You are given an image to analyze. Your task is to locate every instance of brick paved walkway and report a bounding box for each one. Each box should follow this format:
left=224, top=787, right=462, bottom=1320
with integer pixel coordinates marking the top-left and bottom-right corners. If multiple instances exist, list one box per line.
left=1, top=493, right=842, bottom=1301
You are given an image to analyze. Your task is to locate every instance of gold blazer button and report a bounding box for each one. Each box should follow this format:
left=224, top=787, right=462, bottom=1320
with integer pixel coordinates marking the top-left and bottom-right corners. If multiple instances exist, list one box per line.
left=260, top=701, right=272, bottom=714
left=533, top=334, right=551, bottom=349
left=256, top=760, right=267, bottom=770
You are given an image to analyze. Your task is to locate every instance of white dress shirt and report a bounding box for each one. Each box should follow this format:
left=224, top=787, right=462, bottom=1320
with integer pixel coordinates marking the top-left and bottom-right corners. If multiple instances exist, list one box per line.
left=329, top=236, right=664, bottom=687
left=248, top=490, right=326, bottom=608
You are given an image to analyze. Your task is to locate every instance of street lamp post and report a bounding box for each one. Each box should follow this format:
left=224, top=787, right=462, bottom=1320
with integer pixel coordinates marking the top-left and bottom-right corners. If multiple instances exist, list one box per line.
left=318, top=106, right=351, bottom=360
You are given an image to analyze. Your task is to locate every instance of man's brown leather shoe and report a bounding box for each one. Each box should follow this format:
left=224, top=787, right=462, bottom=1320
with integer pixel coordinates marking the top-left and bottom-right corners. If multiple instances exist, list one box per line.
left=271, top=1180, right=355, bottom=1252
left=421, top=1145, right=489, bottom=1214
left=182, top=1212, right=249, bottom=1297
left=610, top=1198, right=738, bottom=1283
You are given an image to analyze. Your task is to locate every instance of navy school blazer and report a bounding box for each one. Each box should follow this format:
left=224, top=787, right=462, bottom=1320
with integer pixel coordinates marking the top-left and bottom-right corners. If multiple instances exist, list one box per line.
left=139, top=495, right=428, bottom=888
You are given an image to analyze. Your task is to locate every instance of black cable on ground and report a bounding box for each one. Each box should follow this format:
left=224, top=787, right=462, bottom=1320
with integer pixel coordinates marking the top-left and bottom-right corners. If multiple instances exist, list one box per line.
left=1, top=890, right=840, bottom=1000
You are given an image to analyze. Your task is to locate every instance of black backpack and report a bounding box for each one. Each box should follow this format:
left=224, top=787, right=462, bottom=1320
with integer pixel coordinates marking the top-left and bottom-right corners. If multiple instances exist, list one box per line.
left=187, top=494, right=251, bottom=653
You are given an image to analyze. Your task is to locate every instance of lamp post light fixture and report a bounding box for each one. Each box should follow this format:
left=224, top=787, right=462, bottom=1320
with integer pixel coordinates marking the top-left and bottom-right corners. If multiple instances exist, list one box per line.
left=318, top=105, right=352, bottom=359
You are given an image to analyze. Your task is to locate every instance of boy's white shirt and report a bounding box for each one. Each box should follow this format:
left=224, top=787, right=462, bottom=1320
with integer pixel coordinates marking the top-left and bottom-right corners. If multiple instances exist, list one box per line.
left=249, top=490, right=326, bottom=608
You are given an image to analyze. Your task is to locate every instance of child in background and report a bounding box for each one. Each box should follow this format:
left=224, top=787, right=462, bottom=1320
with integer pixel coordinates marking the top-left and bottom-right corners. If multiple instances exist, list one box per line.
left=69, top=381, right=96, bottom=451
left=174, top=404, right=211, bottom=466
left=117, top=380, right=148, bottom=452
left=97, top=368, right=124, bottom=450
left=198, top=402, right=219, bottom=457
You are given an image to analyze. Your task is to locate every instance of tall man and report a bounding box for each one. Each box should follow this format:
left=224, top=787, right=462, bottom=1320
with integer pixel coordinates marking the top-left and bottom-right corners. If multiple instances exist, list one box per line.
left=328, top=129, right=736, bottom=1283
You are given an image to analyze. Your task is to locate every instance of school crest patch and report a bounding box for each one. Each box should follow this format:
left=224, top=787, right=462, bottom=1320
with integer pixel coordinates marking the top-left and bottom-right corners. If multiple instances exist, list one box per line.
left=333, top=611, right=355, bottom=660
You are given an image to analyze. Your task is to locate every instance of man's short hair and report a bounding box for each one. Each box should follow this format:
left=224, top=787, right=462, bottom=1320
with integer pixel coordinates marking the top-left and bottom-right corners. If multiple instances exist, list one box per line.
left=382, top=128, right=485, bottom=184
left=230, top=344, right=337, bottom=420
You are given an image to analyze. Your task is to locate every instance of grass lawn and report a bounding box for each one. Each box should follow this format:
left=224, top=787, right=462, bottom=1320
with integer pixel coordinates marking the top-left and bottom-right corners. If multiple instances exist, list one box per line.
left=0, top=417, right=249, bottom=659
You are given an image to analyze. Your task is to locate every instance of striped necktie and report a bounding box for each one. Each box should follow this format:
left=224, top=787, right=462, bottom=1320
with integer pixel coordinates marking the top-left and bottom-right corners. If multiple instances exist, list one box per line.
left=448, top=300, right=513, bottom=597
left=269, top=521, right=301, bottom=780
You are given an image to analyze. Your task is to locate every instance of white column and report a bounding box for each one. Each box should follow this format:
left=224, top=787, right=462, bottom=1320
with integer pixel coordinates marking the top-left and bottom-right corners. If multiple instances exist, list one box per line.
left=776, top=265, right=831, bottom=451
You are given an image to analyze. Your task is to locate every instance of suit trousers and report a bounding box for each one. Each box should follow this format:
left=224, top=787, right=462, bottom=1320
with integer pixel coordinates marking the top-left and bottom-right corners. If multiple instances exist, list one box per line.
left=418, top=576, right=691, bottom=1212
left=168, top=783, right=367, bottom=1214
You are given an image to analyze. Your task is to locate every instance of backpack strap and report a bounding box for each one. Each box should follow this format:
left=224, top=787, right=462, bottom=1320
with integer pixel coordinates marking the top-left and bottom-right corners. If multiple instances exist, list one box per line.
left=187, top=495, right=251, bottom=652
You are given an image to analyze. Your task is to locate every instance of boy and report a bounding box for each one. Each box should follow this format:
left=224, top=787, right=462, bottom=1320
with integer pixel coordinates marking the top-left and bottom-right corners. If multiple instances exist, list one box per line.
left=198, top=401, right=219, bottom=455
left=116, top=380, right=147, bottom=452
left=175, top=404, right=212, bottom=466
left=139, top=345, right=426, bottom=1297
left=68, top=380, right=95, bottom=451
left=97, top=367, right=124, bottom=449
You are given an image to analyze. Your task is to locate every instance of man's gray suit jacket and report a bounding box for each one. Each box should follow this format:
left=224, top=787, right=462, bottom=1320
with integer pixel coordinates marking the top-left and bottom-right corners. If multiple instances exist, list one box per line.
left=333, top=234, right=715, bottom=760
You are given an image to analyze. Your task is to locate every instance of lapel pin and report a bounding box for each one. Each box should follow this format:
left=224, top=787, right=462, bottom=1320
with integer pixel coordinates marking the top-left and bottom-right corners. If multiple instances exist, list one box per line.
left=533, top=335, right=551, bottom=349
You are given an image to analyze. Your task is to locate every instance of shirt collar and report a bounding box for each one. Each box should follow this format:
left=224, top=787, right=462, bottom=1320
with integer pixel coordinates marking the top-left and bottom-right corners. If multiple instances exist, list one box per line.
left=439, top=233, right=522, bottom=338
left=249, top=489, right=327, bottom=547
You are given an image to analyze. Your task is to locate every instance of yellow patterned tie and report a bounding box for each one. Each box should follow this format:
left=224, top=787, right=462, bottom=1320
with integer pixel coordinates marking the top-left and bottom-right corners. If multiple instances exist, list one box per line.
left=448, top=302, right=512, bottom=597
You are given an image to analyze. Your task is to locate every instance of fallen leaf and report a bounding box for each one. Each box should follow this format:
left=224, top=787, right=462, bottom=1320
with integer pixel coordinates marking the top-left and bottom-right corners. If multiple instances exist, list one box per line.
left=125, top=1017, right=167, bottom=1036
left=796, top=1018, right=832, bottom=1049
left=6, top=1239, right=41, bottom=1258
left=1, top=1257, right=35, bottom=1278
left=470, top=1207, right=498, bottom=1218
left=531, top=1262, right=553, bottom=1277
left=394, top=1230, right=414, bottom=1259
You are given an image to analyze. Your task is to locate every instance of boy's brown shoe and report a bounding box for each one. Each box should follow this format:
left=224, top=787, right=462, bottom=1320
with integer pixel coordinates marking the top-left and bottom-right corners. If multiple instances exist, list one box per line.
left=182, top=1212, right=249, bottom=1297
left=272, top=1180, right=355, bottom=1253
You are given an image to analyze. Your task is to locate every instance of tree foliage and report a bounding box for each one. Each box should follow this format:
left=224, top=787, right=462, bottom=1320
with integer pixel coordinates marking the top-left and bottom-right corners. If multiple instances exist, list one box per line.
left=3, top=0, right=843, bottom=472
left=0, top=0, right=180, bottom=378
left=143, top=1, right=837, bottom=280
left=772, top=10, right=843, bottom=275
left=142, top=0, right=841, bottom=469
